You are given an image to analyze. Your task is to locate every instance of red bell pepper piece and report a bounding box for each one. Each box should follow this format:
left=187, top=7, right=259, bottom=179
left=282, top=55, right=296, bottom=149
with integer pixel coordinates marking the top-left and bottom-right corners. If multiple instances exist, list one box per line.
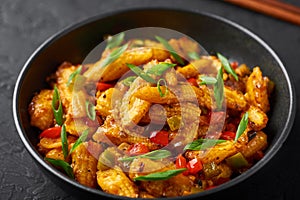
left=230, top=61, right=239, bottom=69
left=220, top=131, right=236, bottom=140
left=127, top=143, right=149, bottom=156
left=96, top=82, right=114, bottom=91
left=176, top=154, right=189, bottom=175
left=187, top=158, right=203, bottom=174
left=187, top=78, right=198, bottom=87
left=149, top=130, right=169, bottom=146
left=39, top=126, right=62, bottom=139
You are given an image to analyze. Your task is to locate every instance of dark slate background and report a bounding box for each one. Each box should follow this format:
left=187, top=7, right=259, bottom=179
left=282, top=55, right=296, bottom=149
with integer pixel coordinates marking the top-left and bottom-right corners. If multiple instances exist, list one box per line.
left=2, top=0, right=300, bottom=199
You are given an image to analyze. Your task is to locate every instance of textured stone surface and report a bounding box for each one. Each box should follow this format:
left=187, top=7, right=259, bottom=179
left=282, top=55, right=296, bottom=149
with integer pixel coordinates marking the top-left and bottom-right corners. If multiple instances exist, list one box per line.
left=2, top=0, right=300, bottom=199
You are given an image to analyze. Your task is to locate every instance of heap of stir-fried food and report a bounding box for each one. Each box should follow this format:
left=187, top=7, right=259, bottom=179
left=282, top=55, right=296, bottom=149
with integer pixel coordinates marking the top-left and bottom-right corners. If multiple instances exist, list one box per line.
left=28, top=33, right=273, bottom=198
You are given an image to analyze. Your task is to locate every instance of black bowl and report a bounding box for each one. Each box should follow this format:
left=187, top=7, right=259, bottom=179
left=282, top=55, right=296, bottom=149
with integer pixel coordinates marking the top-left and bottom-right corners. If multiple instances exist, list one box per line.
left=13, top=8, right=296, bottom=200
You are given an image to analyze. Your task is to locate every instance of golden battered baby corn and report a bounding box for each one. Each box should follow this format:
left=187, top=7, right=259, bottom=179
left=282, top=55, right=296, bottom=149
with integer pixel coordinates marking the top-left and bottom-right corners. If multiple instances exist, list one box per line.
left=28, top=89, right=54, bottom=130
left=95, top=88, right=115, bottom=117
left=96, top=167, right=139, bottom=198
left=71, top=142, right=98, bottom=188
left=245, top=66, right=270, bottom=113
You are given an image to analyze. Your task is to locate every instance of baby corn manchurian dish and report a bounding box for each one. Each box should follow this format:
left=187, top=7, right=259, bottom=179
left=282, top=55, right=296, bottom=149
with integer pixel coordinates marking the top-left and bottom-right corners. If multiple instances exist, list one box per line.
left=28, top=33, right=274, bottom=198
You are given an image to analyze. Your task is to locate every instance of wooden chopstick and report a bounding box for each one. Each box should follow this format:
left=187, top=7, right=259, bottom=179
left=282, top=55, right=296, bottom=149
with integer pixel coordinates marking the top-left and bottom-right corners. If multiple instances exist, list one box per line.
left=259, top=0, right=300, bottom=14
left=225, top=0, right=300, bottom=26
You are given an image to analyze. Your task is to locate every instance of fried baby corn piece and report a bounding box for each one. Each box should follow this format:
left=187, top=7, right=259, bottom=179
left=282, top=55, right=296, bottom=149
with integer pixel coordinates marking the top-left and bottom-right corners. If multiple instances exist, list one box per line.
left=121, top=96, right=151, bottom=128
left=245, top=66, right=270, bottom=113
left=118, top=76, right=152, bottom=128
left=54, top=62, right=78, bottom=111
left=140, top=174, right=193, bottom=197
left=71, top=142, right=98, bottom=188
left=64, top=116, right=97, bottom=137
left=143, top=39, right=170, bottom=61
left=55, top=63, right=95, bottom=135
left=45, top=147, right=65, bottom=161
left=96, top=167, right=139, bottom=198
left=95, top=88, right=114, bottom=117
left=235, top=64, right=251, bottom=77
left=176, top=59, right=215, bottom=78
left=140, top=102, right=200, bottom=124
left=93, top=115, right=159, bottom=150
left=28, top=89, right=54, bottom=130
left=38, top=135, right=77, bottom=150
left=224, top=86, right=248, bottom=111
left=85, top=46, right=169, bottom=82
left=185, top=141, right=238, bottom=165
left=247, top=105, right=268, bottom=131
left=169, top=37, right=200, bottom=60
left=133, top=85, right=212, bottom=108
left=239, top=131, right=267, bottom=158
left=129, top=158, right=193, bottom=197
left=128, top=158, right=168, bottom=180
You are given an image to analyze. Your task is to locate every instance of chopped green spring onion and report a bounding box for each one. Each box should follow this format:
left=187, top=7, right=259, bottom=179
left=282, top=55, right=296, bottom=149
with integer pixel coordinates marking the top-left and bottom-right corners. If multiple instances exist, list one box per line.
left=121, top=76, right=137, bottom=86
left=134, top=168, right=187, bottom=181
left=100, top=43, right=128, bottom=68
left=69, top=128, right=89, bottom=155
left=45, top=158, right=74, bottom=179
left=184, top=138, right=226, bottom=151
left=187, top=51, right=200, bottom=60
left=214, top=67, right=224, bottom=110
left=217, top=52, right=238, bottom=81
left=66, top=66, right=82, bottom=87
left=146, top=63, right=176, bottom=76
left=199, top=76, right=217, bottom=85
left=155, top=36, right=185, bottom=65
left=234, top=112, right=249, bottom=142
left=61, top=124, right=68, bottom=160
left=85, top=100, right=96, bottom=121
left=127, top=63, right=156, bottom=83
left=52, top=85, right=64, bottom=126
left=157, top=78, right=168, bottom=97
left=105, top=32, right=125, bottom=50
left=119, top=149, right=171, bottom=162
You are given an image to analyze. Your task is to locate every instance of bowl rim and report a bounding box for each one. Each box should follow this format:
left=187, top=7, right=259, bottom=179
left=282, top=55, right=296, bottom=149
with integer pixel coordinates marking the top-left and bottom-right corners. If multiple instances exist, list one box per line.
left=12, top=6, right=296, bottom=199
